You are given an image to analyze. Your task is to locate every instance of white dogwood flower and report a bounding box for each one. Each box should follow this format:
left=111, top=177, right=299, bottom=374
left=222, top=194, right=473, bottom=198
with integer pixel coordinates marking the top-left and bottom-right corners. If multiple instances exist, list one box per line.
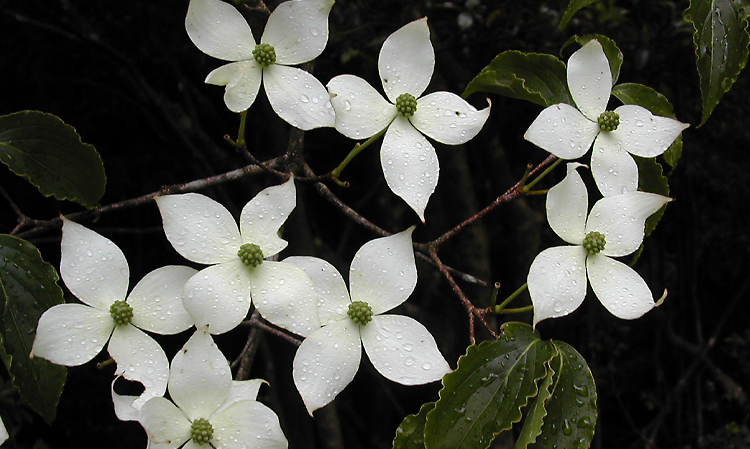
left=524, top=39, right=688, bottom=196
left=186, top=0, right=335, bottom=130
left=156, top=178, right=319, bottom=336
left=31, top=218, right=197, bottom=418
left=138, top=327, right=287, bottom=449
left=327, top=18, right=490, bottom=221
left=528, top=164, right=671, bottom=326
left=287, top=228, right=451, bottom=414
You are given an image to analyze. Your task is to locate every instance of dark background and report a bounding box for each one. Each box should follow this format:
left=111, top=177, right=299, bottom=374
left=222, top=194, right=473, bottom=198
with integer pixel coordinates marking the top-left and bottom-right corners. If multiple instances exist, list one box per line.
left=1, top=0, right=749, bottom=448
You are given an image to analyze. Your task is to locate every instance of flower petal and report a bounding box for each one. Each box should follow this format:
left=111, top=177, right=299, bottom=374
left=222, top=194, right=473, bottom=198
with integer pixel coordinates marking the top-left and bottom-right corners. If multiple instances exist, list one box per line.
left=31, top=303, right=113, bottom=366
left=349, top=227, right=417, bottom=315
left=590, top=133, right=640, bottom=197
left=240, top=177, right=295, bottom=257
left=61, top=218, right=129, bottom=311
left=262, top=0, right=334, bottom=65
left=586, top=191, right=671, bottom=257
left=292, top=319, right=361, bottom=415
left=215, top=379, right=267, bottom=415
left=0, top=417, right=7, bottom=446
left=129, top=265, right=197, bottom=335
left=263, top=64, right=335, bottom=130
left=185, top=0, right=256, bottom=61
left=169, top=328, right=231, bottom=421
left=327, top=74, right=396, bottom=139
left=212, top=401, right=288, bottom=449
left=523, top=103, right=599, bottom=159
left=546, top=163, right=587, bottom=245
left=282, top=256, right=350, bottom=326
left=567, top=39, right=611, bottom=121
left=156, top=193, right=241, bottom=265
left=527, top=246, right=588, bottom=326
left=614, top=105, right=689, bottom=157
left=112, top=381, right=140, bottom=421
left=361, top=315, right=450, bottom=385
left=379, top=18, right=434, bottom=102
left=138, top=397, right=191, bottom=449
left=205, top=61, right=263, bottom=113
left=410, top=92, right=490, bottom=145
left=249, top=261, right=321, bottom=337
left=108, top=325, right=169, bottom=411
left=182, top=261, right=251, bottom=335
left=587, top=255, right=657, bottom=319
left=381, top=117, right=439, bottom=222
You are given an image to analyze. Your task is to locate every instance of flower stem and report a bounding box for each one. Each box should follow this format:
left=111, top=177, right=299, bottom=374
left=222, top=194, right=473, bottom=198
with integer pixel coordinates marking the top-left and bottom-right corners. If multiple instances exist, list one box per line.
left=498, top=305, right=534, bottom=314
left=331, top=128, right=386, bottom=181
left=494, top=282, right=528, bottom=313
left=237, top=110, right=248, bottom=146
left=522, top=158, right=562, bottom=192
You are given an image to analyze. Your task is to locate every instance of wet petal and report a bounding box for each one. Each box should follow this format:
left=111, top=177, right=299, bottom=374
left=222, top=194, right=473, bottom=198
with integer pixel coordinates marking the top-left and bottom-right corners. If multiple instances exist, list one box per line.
left=205, top=61, right=263, bottom=113
left=546, top=163, right=587, bottom=245
left=327, top=74, right=396, bottom=139
left=283, top=256, right=350, bottom=326
left=61, top=218, right=129, bottom=311
left=215, top=379, right=267, bottom=414
left=410, top=92, right=490, bottom=145
left=262, top=0, right=334, bottom=65
left=263, top=64, right=335, bottom=130
left=31, top=303, right=113, bottom=366
left=292, top=320, right=361, bottom=415
left=381, top=117, right=438, bottom=222
left=212, top=400, right=288, bottom=449
left=111, top=381, right=140, bottom=421
left=240, top=177, right=295, bottom=257
left=156, top=193, right=241, bottom=265
left=523, top=103, right=599, bottom=159
left=379, top=18, right=434, bottom=102
left=615, top=105, right=689, bottom=157
left=587, top=255, right=657, bottom=319
left=138, top=397, right=191, bottom=449
left=590, top=133, right=639, bottom=197
left=361, top=315, right=450, bottom=385
left=182, top=261, right=252, bottom=335
left=568, top=39, right=611, bottom=121
left=185, top=0, right=256, bottom=61
left=129, top=265, right=197, bottom=335
left=527, top=246, right=588, bottom=326
left=350, top=227, right=417, bottom=315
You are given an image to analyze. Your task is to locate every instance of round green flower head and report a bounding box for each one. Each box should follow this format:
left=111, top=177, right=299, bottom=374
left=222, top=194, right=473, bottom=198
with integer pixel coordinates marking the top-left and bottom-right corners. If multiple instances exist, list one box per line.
left=582, top=231, right=606, bottom=255
left=109, top=300, right=133, bottom=326
left=253, top=43, right=276, bottom=67
left=395, top=93, right=418, bottom=117
left=348, top=301, right=373, bottom=325
left=597, top=110, right=620, bottom=131
left=190, top=418, right=214, bottom=446
left=238, top=243, right=264, bottom=267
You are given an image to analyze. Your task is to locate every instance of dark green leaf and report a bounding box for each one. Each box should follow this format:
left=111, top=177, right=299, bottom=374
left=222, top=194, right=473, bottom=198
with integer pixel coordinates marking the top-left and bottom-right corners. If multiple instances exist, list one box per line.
left=563, top=34, right=624, bottom=85
left=424, top=323, right=555, bottom=449
left=560, top=0, right=604, bottom=29
left=633, top=156, right=670, bottom=236
left=514, top=349, right=562, bottom=449
left=0, top=111, right=106, bottom=208
left=0, top=235, right=66, bottom=424
left=684, top=0, right=750, bottom=126
left=463, top=51, right=573, bottom=107
left=392, top=402, right=435, bottom=449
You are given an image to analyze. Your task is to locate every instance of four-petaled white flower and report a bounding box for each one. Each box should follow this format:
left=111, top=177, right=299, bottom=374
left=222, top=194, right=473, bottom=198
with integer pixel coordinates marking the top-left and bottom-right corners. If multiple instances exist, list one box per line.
left=31, top=219, right=197, bottom=419
left=186, top=0, right=335, bottom=130
left=287, top=227, right=451, bottom=414
left=524, top=39, right=689, bottom=197
left=327, top=18, right=490, bottom=222
left=156, top=178, right=319, bottom=336
left=528, top=163, right=671, bottom=326
left=138, top=327, right=287, bottom=449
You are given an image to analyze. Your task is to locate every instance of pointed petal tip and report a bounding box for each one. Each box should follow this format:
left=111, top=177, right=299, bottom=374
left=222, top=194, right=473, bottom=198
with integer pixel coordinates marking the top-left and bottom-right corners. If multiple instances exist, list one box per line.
left=655, top=289, right=668, bottom=307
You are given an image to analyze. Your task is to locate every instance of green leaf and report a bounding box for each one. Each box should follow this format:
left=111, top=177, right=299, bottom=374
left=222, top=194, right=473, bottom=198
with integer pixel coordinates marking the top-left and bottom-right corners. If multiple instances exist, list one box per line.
left=560, top=0, right=604, bottom=29
left=392, top=402, right=435, bottom=449
left=514, top=349, right=562, bottom=449
left=684, top=0, right=750, bottom=126
left=0, top=111, right=106, bottom=208
left=463, top=51, right=573, bottom=107
left=633, top=156, right=670, bottom=236
left=563, top=34, right=624, bottom=85
left=424, top=323, right=555, bottom=449
left=0, top=235, right=66, bottom=424
left=527, top=341, right=597, bottom=449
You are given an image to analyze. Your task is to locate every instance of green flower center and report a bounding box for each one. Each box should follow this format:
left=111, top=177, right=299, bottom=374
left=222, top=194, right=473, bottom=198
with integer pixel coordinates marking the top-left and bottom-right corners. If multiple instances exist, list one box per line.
left=597, top=110, right=620, bottom=131
left=190, top=418, right=214, bottom=446
left=109, top=300, right=133, bottom=326
left=582, top=231, right=606, bottom=255
left=395, top=93, right=418, bottom=117
left=253, top=43, right=276, bottom=67
left=238, top=243, right=264, bottom=267
left=347, top=301, right=373, bottom=325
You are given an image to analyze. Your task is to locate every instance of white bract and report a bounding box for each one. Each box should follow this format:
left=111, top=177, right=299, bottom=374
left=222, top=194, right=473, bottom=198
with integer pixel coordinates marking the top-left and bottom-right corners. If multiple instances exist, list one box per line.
left=156, top=178, right=319, bottom=336
left=186, top=0, right=335, bottom=130
left=524, top=39, right=689, bottom=197
left=327, top=18, right=490, bottom=222
left=138, top=327, right=287, bottom=449
left=528, top=164, right=671, bottom=326
left=31, top=219, right=196, bottom=419
left=287, top=228, right=451, bottom=414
